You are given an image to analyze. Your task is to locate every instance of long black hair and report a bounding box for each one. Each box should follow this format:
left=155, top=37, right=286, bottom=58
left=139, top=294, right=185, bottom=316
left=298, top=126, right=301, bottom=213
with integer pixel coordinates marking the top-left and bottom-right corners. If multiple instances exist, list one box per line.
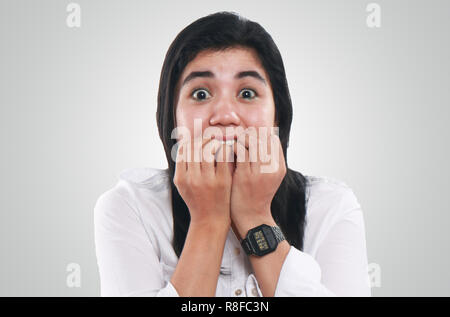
left=156, top=11, right=309, bottom=257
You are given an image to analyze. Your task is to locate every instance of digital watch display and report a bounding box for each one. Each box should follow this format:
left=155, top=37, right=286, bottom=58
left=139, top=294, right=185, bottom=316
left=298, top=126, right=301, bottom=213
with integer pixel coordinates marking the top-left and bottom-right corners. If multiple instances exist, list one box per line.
left=241, top=224, right=285, bottom=257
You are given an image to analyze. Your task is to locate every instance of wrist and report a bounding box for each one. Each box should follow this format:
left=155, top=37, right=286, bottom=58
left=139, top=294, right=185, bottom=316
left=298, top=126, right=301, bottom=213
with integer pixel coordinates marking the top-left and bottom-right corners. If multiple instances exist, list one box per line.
left=190, top=217, right=231, bottom=234
left=234, top=215, right=277, bottom=240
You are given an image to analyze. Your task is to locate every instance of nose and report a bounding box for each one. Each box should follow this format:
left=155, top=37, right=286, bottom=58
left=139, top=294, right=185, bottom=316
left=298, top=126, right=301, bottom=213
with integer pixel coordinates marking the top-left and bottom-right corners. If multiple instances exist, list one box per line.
left=209, top=97, right=240, bottom=127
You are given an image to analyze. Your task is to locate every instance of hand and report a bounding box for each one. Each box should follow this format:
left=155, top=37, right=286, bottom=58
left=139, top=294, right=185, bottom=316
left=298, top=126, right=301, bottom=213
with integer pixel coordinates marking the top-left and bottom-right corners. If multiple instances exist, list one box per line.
left=174, top=137, right=234, bottom=228
left=230, top=129, right=287, bottom=239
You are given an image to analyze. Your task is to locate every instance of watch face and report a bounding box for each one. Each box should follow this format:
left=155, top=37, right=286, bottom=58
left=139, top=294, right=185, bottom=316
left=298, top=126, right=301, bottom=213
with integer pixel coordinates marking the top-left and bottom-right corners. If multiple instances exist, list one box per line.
left=248, top=225, right=277, bottom=256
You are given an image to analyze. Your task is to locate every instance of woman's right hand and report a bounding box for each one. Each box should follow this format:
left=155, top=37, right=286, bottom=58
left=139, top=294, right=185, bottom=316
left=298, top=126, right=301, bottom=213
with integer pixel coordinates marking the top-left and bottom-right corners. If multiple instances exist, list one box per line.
left=173, top=137, right=234, bottom=228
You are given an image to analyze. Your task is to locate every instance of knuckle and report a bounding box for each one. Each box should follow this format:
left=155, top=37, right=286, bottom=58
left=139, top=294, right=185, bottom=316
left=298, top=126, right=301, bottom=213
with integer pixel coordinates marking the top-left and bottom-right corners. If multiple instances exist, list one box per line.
left=188, top=177, right=198, bottom=189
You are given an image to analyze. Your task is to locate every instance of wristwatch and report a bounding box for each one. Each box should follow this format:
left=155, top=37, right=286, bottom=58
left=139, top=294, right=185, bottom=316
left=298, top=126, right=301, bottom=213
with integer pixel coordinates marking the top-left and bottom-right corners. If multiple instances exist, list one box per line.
left=241, top=224, right=286, bottom=257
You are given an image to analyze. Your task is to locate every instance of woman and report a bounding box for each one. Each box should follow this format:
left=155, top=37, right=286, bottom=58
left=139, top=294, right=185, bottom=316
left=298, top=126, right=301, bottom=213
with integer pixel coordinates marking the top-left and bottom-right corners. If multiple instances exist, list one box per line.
left=94, top=11, right=371, bottom=297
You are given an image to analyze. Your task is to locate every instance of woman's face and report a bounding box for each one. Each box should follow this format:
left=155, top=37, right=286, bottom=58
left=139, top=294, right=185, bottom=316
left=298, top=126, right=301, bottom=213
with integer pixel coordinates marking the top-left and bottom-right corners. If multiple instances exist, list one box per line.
left=174, top=47, right=276, bottom=141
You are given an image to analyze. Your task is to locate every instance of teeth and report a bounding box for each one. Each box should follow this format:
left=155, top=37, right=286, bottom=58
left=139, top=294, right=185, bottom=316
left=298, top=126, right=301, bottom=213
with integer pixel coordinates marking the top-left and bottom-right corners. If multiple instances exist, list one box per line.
left=221, top=139, right=235, bottom=145
left=214, top=139, right=236, bottom=161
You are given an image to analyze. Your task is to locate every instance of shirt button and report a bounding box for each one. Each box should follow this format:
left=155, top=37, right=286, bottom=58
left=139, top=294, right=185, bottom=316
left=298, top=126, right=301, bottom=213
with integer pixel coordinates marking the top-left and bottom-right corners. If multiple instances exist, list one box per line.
left=235, top=289, right=242, bottom=296
left=234, top=247, right=240, bottom=255
left=252, top=288, right=258, bottom=296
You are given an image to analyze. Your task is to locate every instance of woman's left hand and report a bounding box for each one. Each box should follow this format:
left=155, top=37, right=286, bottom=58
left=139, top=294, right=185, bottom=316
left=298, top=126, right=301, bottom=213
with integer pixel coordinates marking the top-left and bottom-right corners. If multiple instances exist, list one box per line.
left=230, top=129, right=287, bottom=239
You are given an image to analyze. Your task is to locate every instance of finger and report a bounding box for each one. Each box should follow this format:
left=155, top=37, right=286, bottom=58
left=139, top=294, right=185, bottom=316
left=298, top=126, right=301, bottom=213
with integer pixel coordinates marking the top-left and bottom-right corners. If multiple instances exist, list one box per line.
left=236, top=130, right=259, bottom=164
left=269, top=134, right=283, bottom=174
left=186, top=137, right=206, bottom=174
left=256, top=128, right=272, bottom=171
left=235, top=129, right=250, bottom=149
left=252, top=129, right=273, bottom=175
left=233, top=139, right=249, bottom=171
left=203, top=138, right=221, bottom=175
left=215, top=142, right=233, bottom=177
left=261, top=133, right=284, bottom=174
left=174, top=139, right=187, bottom=176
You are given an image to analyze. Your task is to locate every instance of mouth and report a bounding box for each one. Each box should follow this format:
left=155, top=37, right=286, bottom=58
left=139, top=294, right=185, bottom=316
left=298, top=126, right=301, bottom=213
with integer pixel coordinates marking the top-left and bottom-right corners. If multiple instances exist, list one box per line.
left=220, top=139, right=236, bottom=145
left=213, top=134, right=237, bottom=142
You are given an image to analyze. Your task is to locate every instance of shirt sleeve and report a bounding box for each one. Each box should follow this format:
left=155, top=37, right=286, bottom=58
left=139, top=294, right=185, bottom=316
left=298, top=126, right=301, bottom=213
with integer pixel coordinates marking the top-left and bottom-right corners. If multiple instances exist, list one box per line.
left=274, top=191, right=371, bottom=297
left=94, top=188, right=179, bottom=297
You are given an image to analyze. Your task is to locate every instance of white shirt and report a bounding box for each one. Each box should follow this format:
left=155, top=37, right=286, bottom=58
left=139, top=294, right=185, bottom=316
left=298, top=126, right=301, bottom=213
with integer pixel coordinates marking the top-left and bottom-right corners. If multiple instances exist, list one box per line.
left=94, top=167, right=371, bottom=297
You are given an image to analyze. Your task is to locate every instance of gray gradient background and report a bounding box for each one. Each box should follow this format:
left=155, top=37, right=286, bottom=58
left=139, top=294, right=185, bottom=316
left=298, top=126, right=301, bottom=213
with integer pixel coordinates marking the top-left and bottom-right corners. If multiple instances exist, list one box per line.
left=0, top=0, right=449, bottom=296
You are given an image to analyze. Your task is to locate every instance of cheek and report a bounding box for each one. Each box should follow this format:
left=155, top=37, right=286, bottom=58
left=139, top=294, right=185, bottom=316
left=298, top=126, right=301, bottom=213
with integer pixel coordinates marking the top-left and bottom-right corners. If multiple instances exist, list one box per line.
left=241, top=105, right=276, bottom=128
left=175, top=106, right=210, bottom=138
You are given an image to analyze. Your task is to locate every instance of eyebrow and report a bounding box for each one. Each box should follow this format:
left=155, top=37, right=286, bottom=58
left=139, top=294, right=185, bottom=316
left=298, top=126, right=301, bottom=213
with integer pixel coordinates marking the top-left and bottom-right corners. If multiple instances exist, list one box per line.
left=181, top=70, right=267, bottom=88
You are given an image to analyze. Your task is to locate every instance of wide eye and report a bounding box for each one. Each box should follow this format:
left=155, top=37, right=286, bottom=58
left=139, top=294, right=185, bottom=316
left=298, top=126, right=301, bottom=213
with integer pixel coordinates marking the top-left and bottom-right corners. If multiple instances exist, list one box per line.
left=191, top=88, right=211, bottom=101
left=239, top=88, right=257, bottom=100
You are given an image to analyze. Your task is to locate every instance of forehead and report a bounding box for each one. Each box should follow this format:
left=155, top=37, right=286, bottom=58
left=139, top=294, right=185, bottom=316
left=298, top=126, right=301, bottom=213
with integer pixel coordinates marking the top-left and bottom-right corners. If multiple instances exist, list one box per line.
left=181, top=47, right=267, bottom=78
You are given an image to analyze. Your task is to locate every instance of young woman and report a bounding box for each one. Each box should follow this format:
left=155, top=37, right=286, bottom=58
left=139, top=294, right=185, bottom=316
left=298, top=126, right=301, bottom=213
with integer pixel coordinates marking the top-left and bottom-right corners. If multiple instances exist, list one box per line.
left=94, top=11, right=371, bottom=297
